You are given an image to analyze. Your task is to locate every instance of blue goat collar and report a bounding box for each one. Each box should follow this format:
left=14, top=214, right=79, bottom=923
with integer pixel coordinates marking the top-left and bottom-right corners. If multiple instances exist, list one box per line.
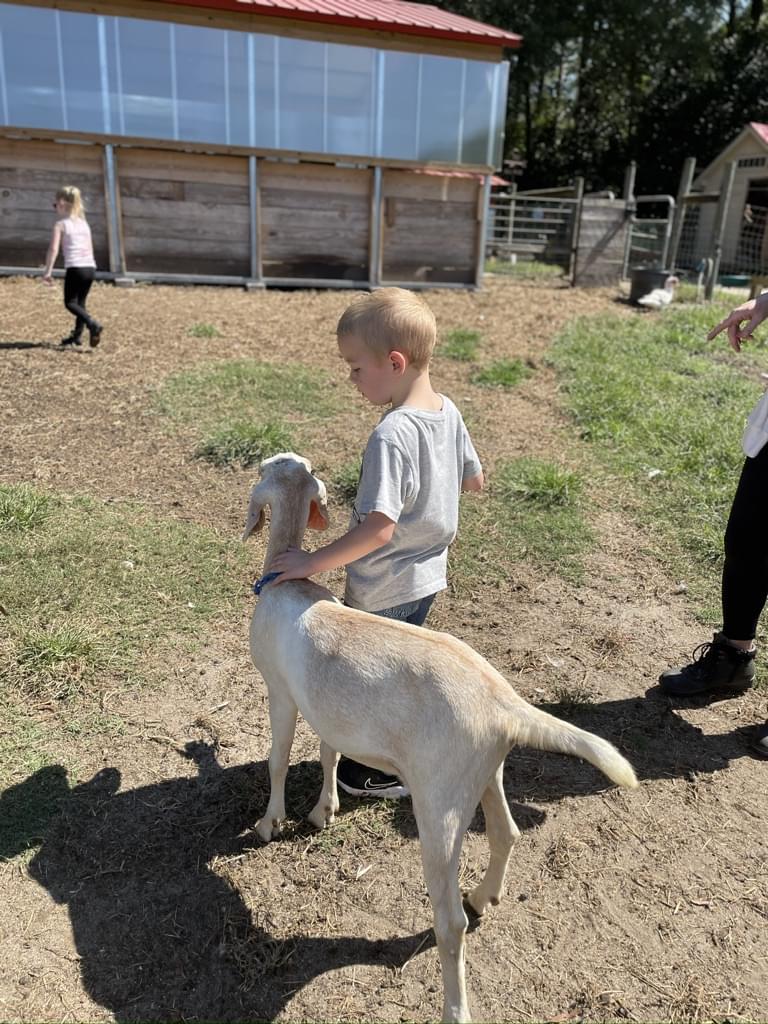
left=252, top=571, right=282, bottom=595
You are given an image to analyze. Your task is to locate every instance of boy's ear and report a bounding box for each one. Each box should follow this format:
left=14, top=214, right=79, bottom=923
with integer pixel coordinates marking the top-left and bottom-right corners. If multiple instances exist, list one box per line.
left=389, top=350, right=407, bottom=375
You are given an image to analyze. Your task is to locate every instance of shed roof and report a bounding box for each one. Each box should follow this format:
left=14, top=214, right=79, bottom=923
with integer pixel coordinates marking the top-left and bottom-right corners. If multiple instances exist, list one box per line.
left=157, top=0, right=522, bottom=47
left=750, top=122, right=768, bottom=145
left=693, top=122, right=768, bottom=187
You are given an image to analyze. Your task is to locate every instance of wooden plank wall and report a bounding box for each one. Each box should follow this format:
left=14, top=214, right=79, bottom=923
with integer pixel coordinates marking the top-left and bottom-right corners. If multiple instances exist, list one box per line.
left=381, top=171, right=479, bottom=284
left=0, top=139, right=109, bottom=269
left=573, top=197, right=629, bottom=286
left=117, top=149, right=251, bottom=277
left=259, top=161, right=370, bottom=280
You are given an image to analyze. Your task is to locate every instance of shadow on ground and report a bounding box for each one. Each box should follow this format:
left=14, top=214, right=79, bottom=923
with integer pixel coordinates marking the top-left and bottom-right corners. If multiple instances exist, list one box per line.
left=0, top=691, right=750, bottom=1022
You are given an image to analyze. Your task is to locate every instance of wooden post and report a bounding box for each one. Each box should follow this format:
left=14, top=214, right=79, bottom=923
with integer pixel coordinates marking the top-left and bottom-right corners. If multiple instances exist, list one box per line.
left=621, top=161, right=637, bottom=279
left=706, top=160, right=737, bottom=300
left=368, top=165, right=383, bottom=287
left=506, top=181, right=517, bottom=254
left=474, top=173, right=492, bottom=287
left=568, top=175, right=585, bottom=285
left=247, top=155, right=263, bottom=286
left=667, top=156, right=696, bottom=271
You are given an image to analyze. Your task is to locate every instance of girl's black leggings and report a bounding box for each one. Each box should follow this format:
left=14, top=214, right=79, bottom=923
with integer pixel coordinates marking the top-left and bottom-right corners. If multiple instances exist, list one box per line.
left=63, top=267, right=96, bottom=336
left=722, top=441, right=768, bottom=639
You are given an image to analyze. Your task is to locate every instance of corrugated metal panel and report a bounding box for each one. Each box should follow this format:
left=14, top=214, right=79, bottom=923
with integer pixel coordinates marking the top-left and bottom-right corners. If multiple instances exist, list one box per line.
left=155, top=0, right=522, bottom=47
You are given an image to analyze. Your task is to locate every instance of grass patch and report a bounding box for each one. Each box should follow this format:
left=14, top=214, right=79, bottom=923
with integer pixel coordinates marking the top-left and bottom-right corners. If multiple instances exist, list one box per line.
left=485, top=258, right=564, bottom=278
left=471, top=358, right=532, bottom=390
left=195, top=422, right=294, bottom=469
left=550, top=301, right=768, bottom=622
left=449, top=458, right=593, bottom=590
left=331, top=459, right=361, bottom=504
left=0, top=488, right=249, bottom=701
left=0, top=484, right=54, bottom=531
left=188, top=322, right=221, bottom=339
left=441, top=328, right=482, bottom=362
left=155, top=360, right=338, bottom=431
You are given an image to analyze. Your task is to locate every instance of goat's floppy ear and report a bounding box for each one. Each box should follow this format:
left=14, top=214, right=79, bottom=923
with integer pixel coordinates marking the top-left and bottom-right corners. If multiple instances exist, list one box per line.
left=307, top=477, right=330, bottom=531
left=241, top=484, right=267, bottom=540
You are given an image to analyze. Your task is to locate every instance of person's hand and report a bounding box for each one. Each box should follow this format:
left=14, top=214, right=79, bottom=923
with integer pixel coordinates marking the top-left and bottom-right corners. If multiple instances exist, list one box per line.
left=269, top=547, right=317, bottom=583
left=41, top=274, right=54, bottom=287
left=707, top=292, right=768, bottom=352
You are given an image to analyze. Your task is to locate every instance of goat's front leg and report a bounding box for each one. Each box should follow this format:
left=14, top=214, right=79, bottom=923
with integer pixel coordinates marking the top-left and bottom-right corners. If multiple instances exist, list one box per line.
left=255, top=690, right=298, bottom=843
left=308, top=740, right=340, bottom=830
left=465, top=762, right=519, bottom=917
left=414, top=802, right=471, bottom=1023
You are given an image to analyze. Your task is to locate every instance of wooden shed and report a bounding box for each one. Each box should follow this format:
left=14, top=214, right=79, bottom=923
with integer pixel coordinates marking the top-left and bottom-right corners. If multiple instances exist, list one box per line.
left=0, top=0, right=520, bottom=288
left=688, top=122, right=768, bottom=274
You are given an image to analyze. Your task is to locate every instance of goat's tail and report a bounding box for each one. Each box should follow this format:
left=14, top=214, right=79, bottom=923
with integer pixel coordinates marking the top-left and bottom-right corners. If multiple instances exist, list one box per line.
left=507, top=699, right=638, bottom=789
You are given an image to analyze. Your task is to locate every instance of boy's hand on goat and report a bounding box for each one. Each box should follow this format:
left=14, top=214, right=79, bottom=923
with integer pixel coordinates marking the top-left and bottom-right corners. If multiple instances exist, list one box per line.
left=270, top=547, right=317, bottom=582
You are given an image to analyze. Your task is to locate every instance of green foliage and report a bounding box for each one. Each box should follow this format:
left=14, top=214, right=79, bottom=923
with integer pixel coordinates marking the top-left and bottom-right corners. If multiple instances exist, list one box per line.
left=0, top=485, right=54, bottom=531
left=0, top=489, right=249, bottom=699
left=441, top=328, right=483, bottom=361
left=331, top=459, right=362, bottom=504
left=485, top=259, right=563, bottom=278
left=551, top=301, right=768, bottom=619
left=187, top=323, right=221, bottom=339
left=471, top=359, right=532, bottom=389
left=155, top=360, right=338, bottom=430
left=495, top=458, right=582, bottom=509
left=194, top=421, right=294, bottom=468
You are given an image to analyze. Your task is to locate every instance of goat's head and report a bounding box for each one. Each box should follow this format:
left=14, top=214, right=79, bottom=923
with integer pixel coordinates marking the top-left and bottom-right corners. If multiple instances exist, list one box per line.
left=241, top=452, right=330, bottom=541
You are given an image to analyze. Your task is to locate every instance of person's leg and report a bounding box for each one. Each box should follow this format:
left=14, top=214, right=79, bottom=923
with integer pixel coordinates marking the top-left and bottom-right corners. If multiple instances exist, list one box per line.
left=337, top=594, right=438, bottom=798
left=61, top=269, right=84, bottom=344
left=660, top=448, right=768, bottom=696
left=64, top=268, right=101, bottom=346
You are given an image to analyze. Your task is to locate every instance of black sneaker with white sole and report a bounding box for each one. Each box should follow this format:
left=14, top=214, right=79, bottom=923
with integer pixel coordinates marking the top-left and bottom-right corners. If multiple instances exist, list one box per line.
left=336, top=756, right=409, bottom=799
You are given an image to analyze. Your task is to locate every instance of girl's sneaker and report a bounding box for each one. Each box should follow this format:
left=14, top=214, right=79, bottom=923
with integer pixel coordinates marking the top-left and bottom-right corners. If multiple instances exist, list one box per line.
left=60, top=333, right=82, bottom=347
left=89, top=323, right=103, bottom=348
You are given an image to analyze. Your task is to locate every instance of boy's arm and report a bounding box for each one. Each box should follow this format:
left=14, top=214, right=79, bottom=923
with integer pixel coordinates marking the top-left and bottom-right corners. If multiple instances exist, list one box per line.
left=269, top=511, right=396, bottom=583
left=462, top=471, right=484, bottom=492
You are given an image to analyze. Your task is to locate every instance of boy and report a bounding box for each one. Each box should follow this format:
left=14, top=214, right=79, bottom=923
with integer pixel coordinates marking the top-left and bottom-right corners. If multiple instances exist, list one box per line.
left=271, top=288, right=484, bottom=796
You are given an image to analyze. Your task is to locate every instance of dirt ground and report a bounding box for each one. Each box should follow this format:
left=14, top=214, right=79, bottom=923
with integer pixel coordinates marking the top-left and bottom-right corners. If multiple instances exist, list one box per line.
left=0, top=274, right=766, bottom=1024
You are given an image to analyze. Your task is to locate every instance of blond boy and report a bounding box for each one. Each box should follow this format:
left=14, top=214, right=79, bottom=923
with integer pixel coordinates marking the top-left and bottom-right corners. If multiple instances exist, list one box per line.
left=271, top=288, right=483, bottom=796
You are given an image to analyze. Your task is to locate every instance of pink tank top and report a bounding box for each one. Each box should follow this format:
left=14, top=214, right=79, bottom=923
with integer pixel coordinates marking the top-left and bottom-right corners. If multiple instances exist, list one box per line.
left=60, top=217, right=96, bottom=269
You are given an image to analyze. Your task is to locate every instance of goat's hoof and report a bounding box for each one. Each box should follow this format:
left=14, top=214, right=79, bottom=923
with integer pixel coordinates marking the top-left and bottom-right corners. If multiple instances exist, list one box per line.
left=308, top=809, right=335, bottom=830
left=255, top=817, right=281, bottom=842
left=462, top=891, right=487, bottom=919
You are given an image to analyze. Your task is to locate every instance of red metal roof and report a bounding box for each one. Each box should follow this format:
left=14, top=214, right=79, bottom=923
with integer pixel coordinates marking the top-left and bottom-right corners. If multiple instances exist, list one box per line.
left=156, top=0, right=522, bottom=47
left=750, top=122, right=768, bottom=145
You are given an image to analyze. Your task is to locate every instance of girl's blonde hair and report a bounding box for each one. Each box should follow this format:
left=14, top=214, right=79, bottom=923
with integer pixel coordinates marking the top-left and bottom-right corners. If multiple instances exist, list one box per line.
left=336, top=288, right=437, bottom=370
left=55, top=185, right=85, bottom=219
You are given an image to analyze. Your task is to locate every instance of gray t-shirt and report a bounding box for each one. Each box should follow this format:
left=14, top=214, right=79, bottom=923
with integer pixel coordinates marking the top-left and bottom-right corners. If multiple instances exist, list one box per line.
left=344, top=395, right=482, bottom=612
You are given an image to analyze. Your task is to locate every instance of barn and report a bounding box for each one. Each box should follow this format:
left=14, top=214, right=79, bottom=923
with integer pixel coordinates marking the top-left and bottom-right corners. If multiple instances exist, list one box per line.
left=0, top=0, right=520, bottom=288
left=687, top=121, right=768, bottom=276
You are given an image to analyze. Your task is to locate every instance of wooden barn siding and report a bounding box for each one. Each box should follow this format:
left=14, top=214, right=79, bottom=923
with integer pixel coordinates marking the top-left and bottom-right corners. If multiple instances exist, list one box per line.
left=381, top=171, right=478, bottom=283
left=0, top=137, right=484, bottom=286
left=573, top=198, right=628, bottom=287
left=259, top=161, right=370, bottom=280
left=0, top=139, right=110, bottom=269
left=116, top=149, right=251, bottom=276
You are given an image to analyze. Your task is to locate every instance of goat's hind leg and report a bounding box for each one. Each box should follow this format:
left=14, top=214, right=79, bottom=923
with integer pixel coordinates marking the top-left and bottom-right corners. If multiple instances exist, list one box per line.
left=308, top=740, right=340, bottom=830
left=255, top=687, right=298, bottom=843
left=465, top=762, right=519, bottom=918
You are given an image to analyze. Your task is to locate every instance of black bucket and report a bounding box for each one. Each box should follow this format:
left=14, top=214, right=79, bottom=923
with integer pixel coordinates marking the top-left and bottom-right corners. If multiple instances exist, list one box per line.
left=629, top=267, right=672, bottom=305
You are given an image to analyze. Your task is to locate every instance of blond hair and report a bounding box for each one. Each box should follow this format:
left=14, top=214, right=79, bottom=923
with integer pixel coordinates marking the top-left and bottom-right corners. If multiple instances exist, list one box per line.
left=336, top=288, right=437, bottom=370
left=56, top=185, right=85, bottom=219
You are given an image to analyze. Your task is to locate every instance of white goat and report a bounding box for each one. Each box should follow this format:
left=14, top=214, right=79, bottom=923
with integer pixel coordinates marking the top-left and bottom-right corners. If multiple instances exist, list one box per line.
left=243, top=453, right=638, bottom=1024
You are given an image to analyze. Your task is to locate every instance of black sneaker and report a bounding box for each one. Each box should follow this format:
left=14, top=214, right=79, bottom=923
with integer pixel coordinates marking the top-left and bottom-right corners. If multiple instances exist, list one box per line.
left=89, top=323, right=103, bottom=348
left=659, top=632, right=756, bottom=697
left=60, top=333, right=82, bottom=347
left=750, top=721, right=768, bottom=759
left=336, top=757, right=409, bottom=799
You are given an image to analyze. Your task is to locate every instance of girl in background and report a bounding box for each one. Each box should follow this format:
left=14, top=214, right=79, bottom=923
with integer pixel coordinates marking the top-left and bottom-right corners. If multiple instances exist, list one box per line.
left=42, top=185, right=103, bottom=348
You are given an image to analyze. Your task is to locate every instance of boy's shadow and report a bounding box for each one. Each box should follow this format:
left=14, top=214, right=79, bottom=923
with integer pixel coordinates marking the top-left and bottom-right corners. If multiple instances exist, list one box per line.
left=6, top=744, right=437, bottom=1022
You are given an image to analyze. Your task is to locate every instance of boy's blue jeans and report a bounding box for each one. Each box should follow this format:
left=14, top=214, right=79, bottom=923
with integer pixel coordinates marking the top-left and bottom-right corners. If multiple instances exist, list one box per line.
left=373, top=593, right=436, bottom=627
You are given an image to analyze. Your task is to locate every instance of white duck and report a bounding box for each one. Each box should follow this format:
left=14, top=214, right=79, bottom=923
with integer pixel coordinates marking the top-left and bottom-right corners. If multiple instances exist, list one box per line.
left=637, top=274, right=679, bottom=309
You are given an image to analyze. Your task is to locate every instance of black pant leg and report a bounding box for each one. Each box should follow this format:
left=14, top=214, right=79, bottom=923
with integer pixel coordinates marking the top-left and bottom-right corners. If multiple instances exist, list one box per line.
left=721, top=443, right=768, bottom=639
left=63, top=268, right=96, bottom=334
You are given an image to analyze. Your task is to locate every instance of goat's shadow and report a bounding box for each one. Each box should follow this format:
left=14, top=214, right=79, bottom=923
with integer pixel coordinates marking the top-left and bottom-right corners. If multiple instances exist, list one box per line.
left=6, top=743, right=440, bottom=1022
left=3, top=693, right=750, bottom=1021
